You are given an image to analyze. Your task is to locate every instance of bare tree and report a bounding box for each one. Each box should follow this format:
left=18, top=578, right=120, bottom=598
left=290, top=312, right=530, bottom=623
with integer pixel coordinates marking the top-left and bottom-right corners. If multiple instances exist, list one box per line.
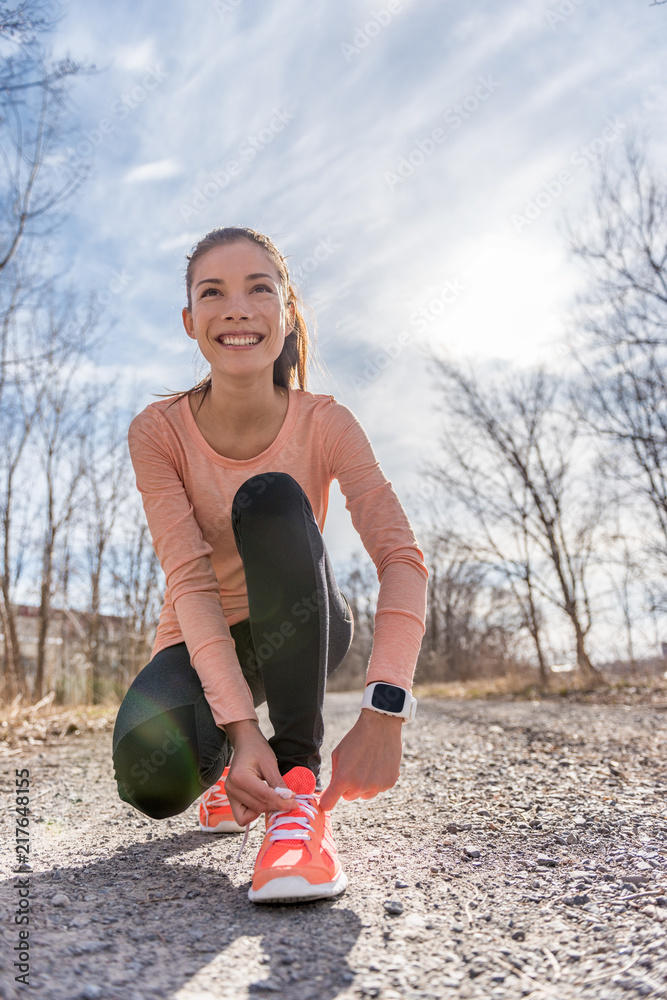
left=26, top=296, right=99, bottom=699
left=0, top=386, right=35, bottom=697
left=109, top=512, right=162, bottom=691
left=327, top=551, right=377, bottom=691
left=427, top=359, right=603, bottom=680
left=0, top=1, right=94, bottom=279
left=566, top=134, right=667, bottom=610
left=81, top=401, right=131, bottom=703
left=418, top=528, right=519, bottom=683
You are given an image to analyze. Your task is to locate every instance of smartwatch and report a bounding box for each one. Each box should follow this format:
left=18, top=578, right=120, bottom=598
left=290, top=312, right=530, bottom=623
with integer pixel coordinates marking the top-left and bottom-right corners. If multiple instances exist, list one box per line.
left=361, top=682, right=417, bottom=723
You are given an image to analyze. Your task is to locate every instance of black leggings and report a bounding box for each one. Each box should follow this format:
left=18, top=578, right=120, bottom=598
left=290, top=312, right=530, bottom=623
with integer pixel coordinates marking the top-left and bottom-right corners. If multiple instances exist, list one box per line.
left=112, top=472, right=354, bottom=819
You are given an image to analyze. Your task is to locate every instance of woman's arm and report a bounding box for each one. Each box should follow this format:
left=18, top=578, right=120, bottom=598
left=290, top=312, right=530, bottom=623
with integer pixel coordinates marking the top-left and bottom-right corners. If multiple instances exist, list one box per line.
left=129, top=405, right=299, bottom=818
left=128, top=405, right=258, bottom=727
left=316, top=398, right=429, bottom=807
left=320, top=398, right=429, bottom=690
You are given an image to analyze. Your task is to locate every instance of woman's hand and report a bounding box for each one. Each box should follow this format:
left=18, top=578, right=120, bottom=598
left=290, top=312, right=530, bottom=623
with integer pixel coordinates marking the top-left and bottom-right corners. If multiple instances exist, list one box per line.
left=222, top=719, right=297, bottom=826
left=318, top=709, right=403, bottom=812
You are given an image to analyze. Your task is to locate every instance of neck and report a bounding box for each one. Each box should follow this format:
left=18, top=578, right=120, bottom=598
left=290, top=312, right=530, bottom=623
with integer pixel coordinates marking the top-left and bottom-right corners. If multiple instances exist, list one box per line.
left=199, top=371, right=286, bottom=434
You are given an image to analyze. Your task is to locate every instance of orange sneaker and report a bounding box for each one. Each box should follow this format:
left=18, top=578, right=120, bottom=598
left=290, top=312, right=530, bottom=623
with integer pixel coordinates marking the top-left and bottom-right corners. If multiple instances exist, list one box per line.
left=199, top=766, right=259, bottom=834
left=247, top=765, right=348, bottom=903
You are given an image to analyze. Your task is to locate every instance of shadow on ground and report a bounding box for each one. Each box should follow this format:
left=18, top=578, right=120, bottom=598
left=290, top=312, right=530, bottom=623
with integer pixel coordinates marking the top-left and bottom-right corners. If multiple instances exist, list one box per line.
left=1, top=830, right=361, bottom=1000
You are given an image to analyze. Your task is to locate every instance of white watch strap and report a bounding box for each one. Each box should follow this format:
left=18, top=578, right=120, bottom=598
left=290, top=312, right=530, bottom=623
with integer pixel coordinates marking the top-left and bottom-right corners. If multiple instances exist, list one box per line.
left=361, top=682, right=417, bottom=722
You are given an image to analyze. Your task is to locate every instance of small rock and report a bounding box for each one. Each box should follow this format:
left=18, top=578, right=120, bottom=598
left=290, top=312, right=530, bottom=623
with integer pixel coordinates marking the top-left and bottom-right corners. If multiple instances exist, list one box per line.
left=573, top=816, right=587, bottom=827
left=52, top=893, right=70, bottom=907
left=451, top=923, right=464, bottom=933
left=511, top=929, right=525, bottom=941
left=446, top=822, right=459, bottom=833
left=394, top=880, right=409, bottom=889
left=80, top=987, right=103, bottom=1000
left=383, top=900, right=404, bottom=916
left=621, top=874, right=650, bottom=886
left=463, top=846, right=481, bottom=859
left=537, top=854, right=558, bottom=867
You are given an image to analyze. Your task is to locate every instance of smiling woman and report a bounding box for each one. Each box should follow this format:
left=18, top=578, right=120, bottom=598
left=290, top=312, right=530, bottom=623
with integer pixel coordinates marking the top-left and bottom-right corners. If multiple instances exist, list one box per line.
left=112, top=226, right=429, bottom=906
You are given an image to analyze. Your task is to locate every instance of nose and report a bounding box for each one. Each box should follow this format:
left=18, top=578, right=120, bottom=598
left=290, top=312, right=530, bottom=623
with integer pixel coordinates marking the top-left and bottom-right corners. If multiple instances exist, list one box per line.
left=222, top=290, right=252, bottom=320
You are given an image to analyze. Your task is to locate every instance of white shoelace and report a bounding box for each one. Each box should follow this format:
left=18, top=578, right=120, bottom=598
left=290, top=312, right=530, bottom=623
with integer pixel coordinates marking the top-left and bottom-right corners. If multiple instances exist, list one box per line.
left=235, top=793, right=317, bottom=863
left=203, top=784, right=229, bottom=810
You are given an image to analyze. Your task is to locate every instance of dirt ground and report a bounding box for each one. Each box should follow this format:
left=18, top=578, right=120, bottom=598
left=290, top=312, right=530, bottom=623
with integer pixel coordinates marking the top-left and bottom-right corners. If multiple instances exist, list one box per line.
left=1, top=692, right=666, bottom=1000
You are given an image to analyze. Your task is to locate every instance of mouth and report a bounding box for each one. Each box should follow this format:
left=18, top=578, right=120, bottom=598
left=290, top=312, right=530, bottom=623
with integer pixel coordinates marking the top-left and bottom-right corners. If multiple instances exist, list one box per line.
left=216, top=333, right=266, bottom=348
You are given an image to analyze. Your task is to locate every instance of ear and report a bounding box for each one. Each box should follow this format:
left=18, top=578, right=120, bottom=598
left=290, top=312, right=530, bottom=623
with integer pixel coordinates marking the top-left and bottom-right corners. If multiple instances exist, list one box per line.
left=286, top=299, right=297, bottom=333
left=182, top=306, right=196, bottom=340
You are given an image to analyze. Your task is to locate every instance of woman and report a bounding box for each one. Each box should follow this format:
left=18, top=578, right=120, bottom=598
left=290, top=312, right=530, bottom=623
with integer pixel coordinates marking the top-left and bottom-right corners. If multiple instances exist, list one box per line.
left=112, top=226, right=428, bottom=904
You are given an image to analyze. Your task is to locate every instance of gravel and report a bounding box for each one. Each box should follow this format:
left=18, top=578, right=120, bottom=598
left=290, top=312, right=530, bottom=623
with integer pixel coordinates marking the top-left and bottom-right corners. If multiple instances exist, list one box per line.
left=1, top=692, right=666, bottom=999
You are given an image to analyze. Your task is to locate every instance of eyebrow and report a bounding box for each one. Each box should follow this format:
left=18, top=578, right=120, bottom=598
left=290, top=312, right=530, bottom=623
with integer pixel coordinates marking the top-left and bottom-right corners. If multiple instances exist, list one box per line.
left=195, top=273, right=275, bottom=288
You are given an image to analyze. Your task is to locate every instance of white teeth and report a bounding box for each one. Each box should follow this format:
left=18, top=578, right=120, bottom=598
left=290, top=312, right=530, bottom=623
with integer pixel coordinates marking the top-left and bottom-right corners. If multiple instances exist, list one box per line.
left=221, top=336, right=261, bottom=345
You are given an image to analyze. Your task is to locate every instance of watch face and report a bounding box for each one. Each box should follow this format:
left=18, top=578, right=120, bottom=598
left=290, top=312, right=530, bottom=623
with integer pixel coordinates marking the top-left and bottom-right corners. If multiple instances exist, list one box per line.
left=371, top=683, right=406, bottom=714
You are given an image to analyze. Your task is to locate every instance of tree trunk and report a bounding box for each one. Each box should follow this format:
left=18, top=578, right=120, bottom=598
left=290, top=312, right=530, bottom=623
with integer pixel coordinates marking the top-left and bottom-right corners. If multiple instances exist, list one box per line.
left=89, top=564, right=101, bottom=704
left=574, top=621, right=597, bottom=681
left=0, top=588, right=23, bottom=699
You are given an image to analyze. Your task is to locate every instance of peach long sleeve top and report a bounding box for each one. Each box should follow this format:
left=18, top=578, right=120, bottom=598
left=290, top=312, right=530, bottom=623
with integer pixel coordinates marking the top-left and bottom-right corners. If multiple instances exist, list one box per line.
left=127, top=387, right=429, bottom=727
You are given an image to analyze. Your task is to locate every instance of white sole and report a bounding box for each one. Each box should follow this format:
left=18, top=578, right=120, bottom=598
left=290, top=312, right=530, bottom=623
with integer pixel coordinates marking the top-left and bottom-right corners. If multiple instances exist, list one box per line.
left=198, top=817, right=259, bottom=834
left=248, top=870, right=348, bottom=904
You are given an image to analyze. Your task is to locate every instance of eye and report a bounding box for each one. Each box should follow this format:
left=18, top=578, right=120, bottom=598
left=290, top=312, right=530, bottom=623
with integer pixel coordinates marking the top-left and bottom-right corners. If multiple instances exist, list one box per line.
left=201, top=287, right=219, bottom=297
left=252, top=284, right=272, bottom=293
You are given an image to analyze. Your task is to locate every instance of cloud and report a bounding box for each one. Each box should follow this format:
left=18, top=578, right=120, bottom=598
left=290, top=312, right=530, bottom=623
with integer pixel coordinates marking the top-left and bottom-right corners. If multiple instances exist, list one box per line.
left=123, top=159, right=182, bottom=183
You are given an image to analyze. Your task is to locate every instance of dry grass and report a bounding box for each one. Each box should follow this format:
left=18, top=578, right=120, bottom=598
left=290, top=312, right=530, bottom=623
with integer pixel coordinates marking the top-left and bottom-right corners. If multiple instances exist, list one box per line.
left=3, top=668, right=667, bottom=755
left=0, top=690, right=117, bottom=755
left=414, top=670, right=667, bottom=705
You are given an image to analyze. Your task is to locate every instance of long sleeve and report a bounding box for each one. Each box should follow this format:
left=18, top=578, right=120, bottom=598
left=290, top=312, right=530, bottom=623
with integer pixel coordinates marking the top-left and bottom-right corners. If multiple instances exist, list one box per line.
left=127, top=406, right=258, bottom=727
left=320, top=400, right=429, bottom=690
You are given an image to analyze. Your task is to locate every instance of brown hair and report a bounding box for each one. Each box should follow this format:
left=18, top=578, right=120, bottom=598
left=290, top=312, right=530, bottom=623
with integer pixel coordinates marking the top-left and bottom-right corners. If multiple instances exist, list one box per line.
left=165, top=226, right=318, bottom=405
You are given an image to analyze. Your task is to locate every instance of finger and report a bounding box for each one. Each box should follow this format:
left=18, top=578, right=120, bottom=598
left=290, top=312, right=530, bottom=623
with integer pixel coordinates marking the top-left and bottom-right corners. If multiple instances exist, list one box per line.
left=319, top=779, right=345, bottom=812
left=229, top=772, right=296, bottom=815
left=231, top=801, right=261, bottom=826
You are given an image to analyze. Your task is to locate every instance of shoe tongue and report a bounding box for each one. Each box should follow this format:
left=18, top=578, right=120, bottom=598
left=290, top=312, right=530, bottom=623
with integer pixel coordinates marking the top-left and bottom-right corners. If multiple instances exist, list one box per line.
left=272, top=767, right=316, bottom=839
left=282, top=766, right=316, bottom=795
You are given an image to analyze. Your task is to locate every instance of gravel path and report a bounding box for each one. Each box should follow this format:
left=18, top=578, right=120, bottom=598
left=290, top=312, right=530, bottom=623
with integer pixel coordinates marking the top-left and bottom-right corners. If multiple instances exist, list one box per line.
left=1, top=693, right=666, bottom=1000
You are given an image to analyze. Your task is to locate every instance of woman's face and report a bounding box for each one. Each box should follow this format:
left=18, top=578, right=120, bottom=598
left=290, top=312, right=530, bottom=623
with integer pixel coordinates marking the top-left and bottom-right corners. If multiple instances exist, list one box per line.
left=182, top=241, right=295, bottom=378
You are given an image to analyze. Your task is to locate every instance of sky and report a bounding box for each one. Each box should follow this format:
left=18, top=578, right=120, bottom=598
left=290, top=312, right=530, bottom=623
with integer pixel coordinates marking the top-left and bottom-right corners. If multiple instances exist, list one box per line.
left=44, top=0, right=667, bottom=650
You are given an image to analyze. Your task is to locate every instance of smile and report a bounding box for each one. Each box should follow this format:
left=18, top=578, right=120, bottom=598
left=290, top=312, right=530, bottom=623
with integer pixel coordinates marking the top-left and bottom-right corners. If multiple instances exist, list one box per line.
left=217, top=334, right=265, bottom=346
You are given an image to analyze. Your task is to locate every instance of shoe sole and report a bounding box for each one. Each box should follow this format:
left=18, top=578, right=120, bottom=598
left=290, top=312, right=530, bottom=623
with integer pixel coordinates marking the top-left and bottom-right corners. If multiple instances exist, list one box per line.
left=198, top=817, right=259, bottom=834
left=248, top=870, right=348, bottom=904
